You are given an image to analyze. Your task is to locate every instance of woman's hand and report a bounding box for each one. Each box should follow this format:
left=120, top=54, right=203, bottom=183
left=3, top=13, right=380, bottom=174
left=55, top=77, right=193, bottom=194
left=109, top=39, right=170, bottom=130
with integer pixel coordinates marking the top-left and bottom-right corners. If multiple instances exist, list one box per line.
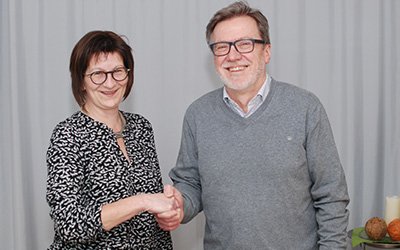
left=143, top=192, right=178, bottom=214
left=101, top=191, right=177, bottom=231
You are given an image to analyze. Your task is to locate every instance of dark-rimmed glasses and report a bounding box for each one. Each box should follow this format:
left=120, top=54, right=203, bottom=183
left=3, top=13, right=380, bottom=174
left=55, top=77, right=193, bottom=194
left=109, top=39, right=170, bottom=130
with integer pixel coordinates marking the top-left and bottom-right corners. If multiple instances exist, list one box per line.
left=209, top=39, right=267, bottom=57
left=85, top=67, right=130, bottom=85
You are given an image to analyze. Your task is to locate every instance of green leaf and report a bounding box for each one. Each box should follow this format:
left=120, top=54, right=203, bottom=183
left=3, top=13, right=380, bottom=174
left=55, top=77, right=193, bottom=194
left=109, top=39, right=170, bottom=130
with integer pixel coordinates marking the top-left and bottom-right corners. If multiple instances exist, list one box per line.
left=352, top=227, right=373, bottom=247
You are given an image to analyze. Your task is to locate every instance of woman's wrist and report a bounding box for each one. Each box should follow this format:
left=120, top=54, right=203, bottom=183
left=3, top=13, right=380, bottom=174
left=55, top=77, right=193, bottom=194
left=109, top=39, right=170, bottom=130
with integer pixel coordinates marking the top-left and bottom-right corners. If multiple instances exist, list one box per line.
left=137, top=193, right=151, bottom=213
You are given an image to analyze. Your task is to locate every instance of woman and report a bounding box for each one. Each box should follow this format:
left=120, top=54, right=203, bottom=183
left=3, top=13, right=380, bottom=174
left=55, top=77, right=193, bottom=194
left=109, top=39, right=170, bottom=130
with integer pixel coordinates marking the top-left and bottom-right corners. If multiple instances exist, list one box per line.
left=46, top=31, right=174, bottom=249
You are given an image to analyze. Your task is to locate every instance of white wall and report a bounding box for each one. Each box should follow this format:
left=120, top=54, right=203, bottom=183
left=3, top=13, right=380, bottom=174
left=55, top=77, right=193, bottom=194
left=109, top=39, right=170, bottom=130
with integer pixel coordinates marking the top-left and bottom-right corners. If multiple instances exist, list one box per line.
left=1, top=0, right=399, bottom=249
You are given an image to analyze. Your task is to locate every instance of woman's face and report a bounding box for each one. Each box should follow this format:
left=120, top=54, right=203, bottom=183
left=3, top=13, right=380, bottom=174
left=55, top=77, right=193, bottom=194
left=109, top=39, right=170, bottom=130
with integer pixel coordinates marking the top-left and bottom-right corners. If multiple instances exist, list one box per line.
left=83, top=52, right=127, bottom=113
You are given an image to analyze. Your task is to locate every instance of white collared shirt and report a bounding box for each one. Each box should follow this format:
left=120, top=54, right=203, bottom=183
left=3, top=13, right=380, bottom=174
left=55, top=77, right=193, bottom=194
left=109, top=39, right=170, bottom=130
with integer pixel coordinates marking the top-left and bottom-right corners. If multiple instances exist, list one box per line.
left=223, top=75, right=271, bottom=118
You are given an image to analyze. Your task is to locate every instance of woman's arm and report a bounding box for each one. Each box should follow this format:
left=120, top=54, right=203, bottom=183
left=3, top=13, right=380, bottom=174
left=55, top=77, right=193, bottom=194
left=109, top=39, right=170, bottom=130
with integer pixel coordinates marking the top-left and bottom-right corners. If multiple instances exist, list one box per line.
left=100, top=192, right=177, bottom=231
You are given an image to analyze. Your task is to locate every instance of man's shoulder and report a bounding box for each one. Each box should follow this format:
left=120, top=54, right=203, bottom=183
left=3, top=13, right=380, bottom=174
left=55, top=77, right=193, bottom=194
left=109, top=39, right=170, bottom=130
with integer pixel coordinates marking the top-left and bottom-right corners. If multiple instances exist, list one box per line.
left=272, top=79, right=309, bottom=95
left=196, top=88, right=222, bottom=103
left=271, top=78, right=320, bottom=104
left=187, top=88, right=222, bottom=110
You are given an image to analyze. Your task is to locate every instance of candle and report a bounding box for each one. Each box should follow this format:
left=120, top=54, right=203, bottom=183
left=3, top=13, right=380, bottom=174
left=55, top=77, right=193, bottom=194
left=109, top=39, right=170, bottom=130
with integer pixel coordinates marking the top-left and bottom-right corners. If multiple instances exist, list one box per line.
left=385, top=196, right=400, bottom=225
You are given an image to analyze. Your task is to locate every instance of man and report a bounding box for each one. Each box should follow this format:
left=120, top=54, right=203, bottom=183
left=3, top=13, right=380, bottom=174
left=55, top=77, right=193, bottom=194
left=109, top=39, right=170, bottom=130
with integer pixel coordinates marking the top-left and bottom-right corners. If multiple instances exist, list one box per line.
left=158, top=1, right=349, bottom=249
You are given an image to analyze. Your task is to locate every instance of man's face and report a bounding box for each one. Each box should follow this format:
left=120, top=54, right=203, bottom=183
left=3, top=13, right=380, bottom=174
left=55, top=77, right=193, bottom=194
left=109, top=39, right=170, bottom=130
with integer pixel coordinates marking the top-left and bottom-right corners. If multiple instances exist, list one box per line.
left=210, top=15, right=271, bottom=94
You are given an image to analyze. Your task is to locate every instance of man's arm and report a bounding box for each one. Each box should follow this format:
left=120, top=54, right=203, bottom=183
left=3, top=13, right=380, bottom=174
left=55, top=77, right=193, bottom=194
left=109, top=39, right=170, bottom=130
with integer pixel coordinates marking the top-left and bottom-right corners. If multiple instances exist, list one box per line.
left=306, top=99, right=350, bottom=249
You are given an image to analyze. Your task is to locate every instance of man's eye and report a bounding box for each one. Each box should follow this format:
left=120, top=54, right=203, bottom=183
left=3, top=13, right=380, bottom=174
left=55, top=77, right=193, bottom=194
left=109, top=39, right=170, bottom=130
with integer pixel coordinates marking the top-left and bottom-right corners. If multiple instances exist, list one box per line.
left=215, top=44, right=228, bottom=50
left=237, top=41, right=252, bottom=47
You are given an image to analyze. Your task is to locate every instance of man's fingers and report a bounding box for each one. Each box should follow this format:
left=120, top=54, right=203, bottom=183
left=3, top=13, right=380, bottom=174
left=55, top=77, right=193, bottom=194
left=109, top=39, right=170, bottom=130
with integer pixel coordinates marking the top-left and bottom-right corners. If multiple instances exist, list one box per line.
left=163, top=184, right=174, bottom=197
left=157, top=220, right=181, bottom=231
left=156, top=209, right=177, bottom=219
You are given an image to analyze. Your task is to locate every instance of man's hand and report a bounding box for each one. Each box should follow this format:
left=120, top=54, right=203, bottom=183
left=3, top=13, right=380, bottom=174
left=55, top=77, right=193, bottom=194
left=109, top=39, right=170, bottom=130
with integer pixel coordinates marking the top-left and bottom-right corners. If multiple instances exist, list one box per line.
left=155, top=184, right=184, bottom=231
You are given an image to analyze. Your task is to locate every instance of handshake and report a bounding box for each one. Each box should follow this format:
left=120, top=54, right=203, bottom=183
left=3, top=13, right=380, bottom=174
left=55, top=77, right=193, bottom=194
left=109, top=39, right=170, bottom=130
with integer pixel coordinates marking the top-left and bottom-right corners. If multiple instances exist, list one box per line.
left=147, top=184, right=184, bottom=231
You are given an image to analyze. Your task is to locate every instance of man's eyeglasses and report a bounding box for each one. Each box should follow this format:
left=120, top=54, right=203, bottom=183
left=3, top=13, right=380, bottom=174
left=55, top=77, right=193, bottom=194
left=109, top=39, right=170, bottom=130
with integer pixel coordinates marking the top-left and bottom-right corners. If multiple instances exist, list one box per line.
left=85, top=67, right=130, bottom=85
left=209, top=38, right=267, bottom=57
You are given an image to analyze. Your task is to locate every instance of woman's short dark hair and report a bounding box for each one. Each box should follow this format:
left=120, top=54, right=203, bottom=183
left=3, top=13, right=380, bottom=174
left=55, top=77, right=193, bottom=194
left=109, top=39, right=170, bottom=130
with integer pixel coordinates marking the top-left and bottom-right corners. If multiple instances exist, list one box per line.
left=69, top=30, right=134, bottom=107
left=206, top=1, right=270, bottom=44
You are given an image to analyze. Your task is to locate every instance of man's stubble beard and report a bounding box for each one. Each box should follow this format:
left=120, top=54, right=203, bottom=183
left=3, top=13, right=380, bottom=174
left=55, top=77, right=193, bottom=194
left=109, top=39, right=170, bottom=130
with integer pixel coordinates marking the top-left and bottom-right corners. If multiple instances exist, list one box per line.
left=217, top=60, right=266, bottom=92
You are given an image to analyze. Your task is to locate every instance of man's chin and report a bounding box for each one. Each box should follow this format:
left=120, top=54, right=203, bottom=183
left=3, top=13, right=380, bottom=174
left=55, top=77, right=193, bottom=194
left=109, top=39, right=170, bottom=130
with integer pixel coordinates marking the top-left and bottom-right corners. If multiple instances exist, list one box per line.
left=223, top=81, right=250, bottom=91
left=218, top=74, right=251, bottom=90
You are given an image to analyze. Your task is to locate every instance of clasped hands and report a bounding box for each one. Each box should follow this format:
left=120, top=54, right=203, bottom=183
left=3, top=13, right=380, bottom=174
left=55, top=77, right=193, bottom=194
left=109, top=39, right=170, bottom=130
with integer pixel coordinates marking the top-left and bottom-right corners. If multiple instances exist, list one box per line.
left=152, top=184, right=184, bottom=231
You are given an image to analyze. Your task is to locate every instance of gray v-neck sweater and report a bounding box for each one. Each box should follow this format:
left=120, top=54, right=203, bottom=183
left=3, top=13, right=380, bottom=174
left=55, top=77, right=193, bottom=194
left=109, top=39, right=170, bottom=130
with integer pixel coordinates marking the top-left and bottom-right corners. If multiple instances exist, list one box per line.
left=170, top=78, right=349, bottom=250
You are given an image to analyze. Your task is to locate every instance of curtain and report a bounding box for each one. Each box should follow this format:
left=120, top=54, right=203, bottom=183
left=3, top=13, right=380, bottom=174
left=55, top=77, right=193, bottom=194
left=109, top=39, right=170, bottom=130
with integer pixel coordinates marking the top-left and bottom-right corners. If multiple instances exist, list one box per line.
left=1, top=0, right=399, bottom=249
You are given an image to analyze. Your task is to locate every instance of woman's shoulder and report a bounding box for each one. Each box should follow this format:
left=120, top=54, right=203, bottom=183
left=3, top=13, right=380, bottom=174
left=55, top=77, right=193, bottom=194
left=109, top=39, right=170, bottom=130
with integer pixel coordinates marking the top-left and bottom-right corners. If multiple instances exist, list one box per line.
left=47, top=112, right=86, bottom=146
left=52, top=111, right=85, bottom=130
left=121, top=111, right=153, bottom=130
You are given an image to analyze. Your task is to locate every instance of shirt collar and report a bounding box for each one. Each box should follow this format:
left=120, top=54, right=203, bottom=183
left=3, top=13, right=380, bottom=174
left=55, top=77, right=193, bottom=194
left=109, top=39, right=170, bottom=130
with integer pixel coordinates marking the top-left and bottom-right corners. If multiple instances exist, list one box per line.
left=223, top=74, right=271, bottom=102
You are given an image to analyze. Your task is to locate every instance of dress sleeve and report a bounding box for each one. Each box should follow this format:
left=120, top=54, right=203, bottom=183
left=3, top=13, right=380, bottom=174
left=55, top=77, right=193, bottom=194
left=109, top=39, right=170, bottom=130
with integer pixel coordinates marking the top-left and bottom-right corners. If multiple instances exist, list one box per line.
left=140, top=117, right=164, bottom=193
left=305, top=97, right=350, bottom=249
left=46, top=123, right=104, bottom=243
left=169, top=110, right=203, bottom=223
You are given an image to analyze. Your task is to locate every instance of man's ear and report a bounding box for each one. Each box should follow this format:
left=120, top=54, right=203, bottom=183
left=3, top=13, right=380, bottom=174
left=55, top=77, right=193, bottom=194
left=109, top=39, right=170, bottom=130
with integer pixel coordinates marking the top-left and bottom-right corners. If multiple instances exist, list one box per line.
left=264, top=44, right=271, bottom=64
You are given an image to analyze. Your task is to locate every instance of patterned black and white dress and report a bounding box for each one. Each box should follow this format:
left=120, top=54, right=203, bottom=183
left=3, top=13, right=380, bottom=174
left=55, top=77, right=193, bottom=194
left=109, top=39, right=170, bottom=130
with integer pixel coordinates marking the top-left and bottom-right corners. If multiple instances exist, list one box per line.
left=46, top=111, right=172, bottom=249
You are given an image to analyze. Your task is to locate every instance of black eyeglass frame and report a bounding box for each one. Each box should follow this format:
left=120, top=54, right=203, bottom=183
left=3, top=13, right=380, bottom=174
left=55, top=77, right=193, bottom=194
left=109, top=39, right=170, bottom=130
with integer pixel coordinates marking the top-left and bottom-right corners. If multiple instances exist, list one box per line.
left=208, top=38, right=267, bottom=57
left=85, top=67, right=131, bottom=85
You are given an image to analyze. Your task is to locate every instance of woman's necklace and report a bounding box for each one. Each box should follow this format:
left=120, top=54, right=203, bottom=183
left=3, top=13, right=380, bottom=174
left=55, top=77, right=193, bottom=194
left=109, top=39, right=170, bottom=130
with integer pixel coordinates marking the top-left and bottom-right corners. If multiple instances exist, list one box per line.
left=114, top=112, right=126, bottom=139
left=81, top=108, right=126, bottom=139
